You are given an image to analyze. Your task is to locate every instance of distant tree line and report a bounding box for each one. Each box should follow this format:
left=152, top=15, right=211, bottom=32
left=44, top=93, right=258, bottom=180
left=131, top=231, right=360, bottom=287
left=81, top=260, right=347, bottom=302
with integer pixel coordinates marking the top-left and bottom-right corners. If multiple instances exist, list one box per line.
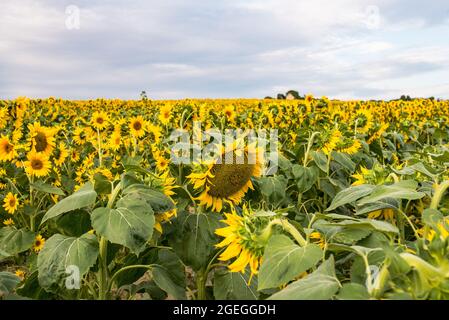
left=264, top=90, right=441, bottom=101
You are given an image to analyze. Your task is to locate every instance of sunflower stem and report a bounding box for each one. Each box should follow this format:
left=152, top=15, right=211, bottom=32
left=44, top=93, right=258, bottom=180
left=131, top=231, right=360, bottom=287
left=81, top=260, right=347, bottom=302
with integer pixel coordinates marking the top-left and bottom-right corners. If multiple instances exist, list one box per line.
left=97, top=129, right=102, bottom=167
left=29, top=176, right=35, bottom=232
left=98, top=236, right=109, bottom=300
left=196, top=269, right=207, bottom=300
left=264, top=218, right=307, bottom=247
left=108, top=264, right=154, bottom=293
left=98, top=182, right=122, bottom=300
left=430, top=180, right=449, bottom=210
left=281, top=219, right=307, bottom=246
left=303, top=132, right=320, bottom=166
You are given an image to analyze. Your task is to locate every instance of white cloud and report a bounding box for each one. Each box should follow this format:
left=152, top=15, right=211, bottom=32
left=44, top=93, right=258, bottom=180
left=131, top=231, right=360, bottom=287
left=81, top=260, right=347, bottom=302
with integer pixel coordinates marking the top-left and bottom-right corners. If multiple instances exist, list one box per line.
left=0, top=0, right=448, bottom=99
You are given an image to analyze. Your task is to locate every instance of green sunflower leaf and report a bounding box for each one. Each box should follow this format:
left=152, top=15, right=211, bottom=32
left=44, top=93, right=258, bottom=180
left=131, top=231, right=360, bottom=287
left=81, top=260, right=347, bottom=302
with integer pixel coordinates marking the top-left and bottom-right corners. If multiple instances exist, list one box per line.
left=258, top=235, right=322, bottom=290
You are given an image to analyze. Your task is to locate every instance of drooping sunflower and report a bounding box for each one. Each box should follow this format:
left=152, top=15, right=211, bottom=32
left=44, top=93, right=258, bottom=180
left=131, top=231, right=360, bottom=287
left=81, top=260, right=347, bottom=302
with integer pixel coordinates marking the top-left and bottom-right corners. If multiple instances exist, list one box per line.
left=0, top=136, right=16, bottom=161
left=152, top=171, right=179, bottom=233
left=351, top=163, right=392, bottom=186
left=367, top=123, right=389, bottom=144
left=53, top=142, right=69, bottom=167
left=91, top=111, right=109, bottom=131
left=33, top=234, right=45, bottom=253
left=24, top=151, right=52, bottom=177
left=27, top=122, right=56, bottom=156
left=129, top=116, right=146, bottom=138
left=337, top=138, right=362, bottom=155
left=352, top=109, right=373, bottom=134
left=351, top=166, right=370, bottom=185
left=187, top=142, right=263, bottom=212
left=3, top=192, right=19, bottom=214
left=215, top=206, right=265, bottom=279
left=321, top=129, right=342, bottom=155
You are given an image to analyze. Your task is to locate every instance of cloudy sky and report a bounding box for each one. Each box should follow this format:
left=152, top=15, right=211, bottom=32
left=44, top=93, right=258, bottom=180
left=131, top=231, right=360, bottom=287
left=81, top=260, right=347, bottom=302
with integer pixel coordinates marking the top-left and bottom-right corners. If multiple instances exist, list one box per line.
left=1, top=0, right=449, bottom=100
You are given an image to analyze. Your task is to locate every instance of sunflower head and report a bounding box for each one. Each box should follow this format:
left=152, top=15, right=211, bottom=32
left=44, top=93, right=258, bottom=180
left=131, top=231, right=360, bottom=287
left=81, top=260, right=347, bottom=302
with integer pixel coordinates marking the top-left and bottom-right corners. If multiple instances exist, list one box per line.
left=215, top=206, right=268, bottom=279
left=351, top=163, right=391, bottom=186
left=321, top=129, right=342, bottom=155
left=129, top=116, right=146, bottom=138
left=3, top=192, right=19, bottom=214
left=108, top=130, right=122, bottom=151
left=33, top=235, right=45, bottom=253
left=3, top=218, right=14, bottom=226
left=158, top=105, right=172, bottom=125
left=353, top=109, right=373, bottom=134
left=53, top=142, right=69, bottom=167
left=15, top=270, right=25, bottom=281
left=91, top=111, right=109, bottom=131
left=0, top=136, right=16, bottom=162
left=155, top=155, right=170, bottom=172
left=188, top=142, right=263, bottom=212
left=223, top=105, right=236, bottom=122
left=25, top=151, right=52, bottom=178
left=28, top=123, right=56, bottom=156
left=337, top=137, right=362, bottom=155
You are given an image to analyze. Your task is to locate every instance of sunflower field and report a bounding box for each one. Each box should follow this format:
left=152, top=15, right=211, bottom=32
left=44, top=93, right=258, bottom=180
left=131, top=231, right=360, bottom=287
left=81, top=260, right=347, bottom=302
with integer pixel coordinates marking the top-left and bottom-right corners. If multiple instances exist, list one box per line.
left=0, top=96, right=449, bottom=300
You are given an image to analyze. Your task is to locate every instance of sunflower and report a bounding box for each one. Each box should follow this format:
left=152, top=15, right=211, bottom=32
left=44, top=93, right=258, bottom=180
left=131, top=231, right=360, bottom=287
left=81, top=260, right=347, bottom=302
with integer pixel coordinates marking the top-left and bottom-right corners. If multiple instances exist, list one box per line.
left=129, top=116, right=146, bottom=138
left=3, top=218, right=14, bottom=226
left=154, top=208, right=177, bottom=234
left=223, top=105, right=236, bottom=122
left=24, top=151, right=52, bottom=177
left=159, top=171, right=178, bottom=198
left=0, top=136, right=16, bottom=161
left=158, top=105, right=172, bottom=125
left=108, top=130, right=122, bottom=151
left=148, top=124, right=162, bottom=143
left=155, top=155, right=170, bottom=172
left=187, top=142, right=263, bottom=212
left=367, top=123, right=389, bottom=144
left=70, top=149, right=80, bottom=162
left=337, top=138, right=362, bottom=155
left=28, top=122, right=56, bottom=156
left=91, top=111, right=109, bottom=131
left=15, top=270, right=25, bottom=281
left=353, top=109, right=373, bottom=134
left=33, top=235, right=45, bottom=253
left=368, top=208, right=395, bottom=221
left=215, top=207, right=265, bottom=280
left=3, top=192, right=19, bottom=214
left=351, top=163, right=391, bottom=186
left=309, top=232, right=326, bottom=249
left=73, top=127, right=88, bottom=145
left=53, top=142, right=69, bottom=167
left=0, top=107, right=8, bottom=130
left=321, top=129, right=342, bottom=155
left=351, top=166, right=370, bottom=185
left=420, top=217, right=449, bottom=242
